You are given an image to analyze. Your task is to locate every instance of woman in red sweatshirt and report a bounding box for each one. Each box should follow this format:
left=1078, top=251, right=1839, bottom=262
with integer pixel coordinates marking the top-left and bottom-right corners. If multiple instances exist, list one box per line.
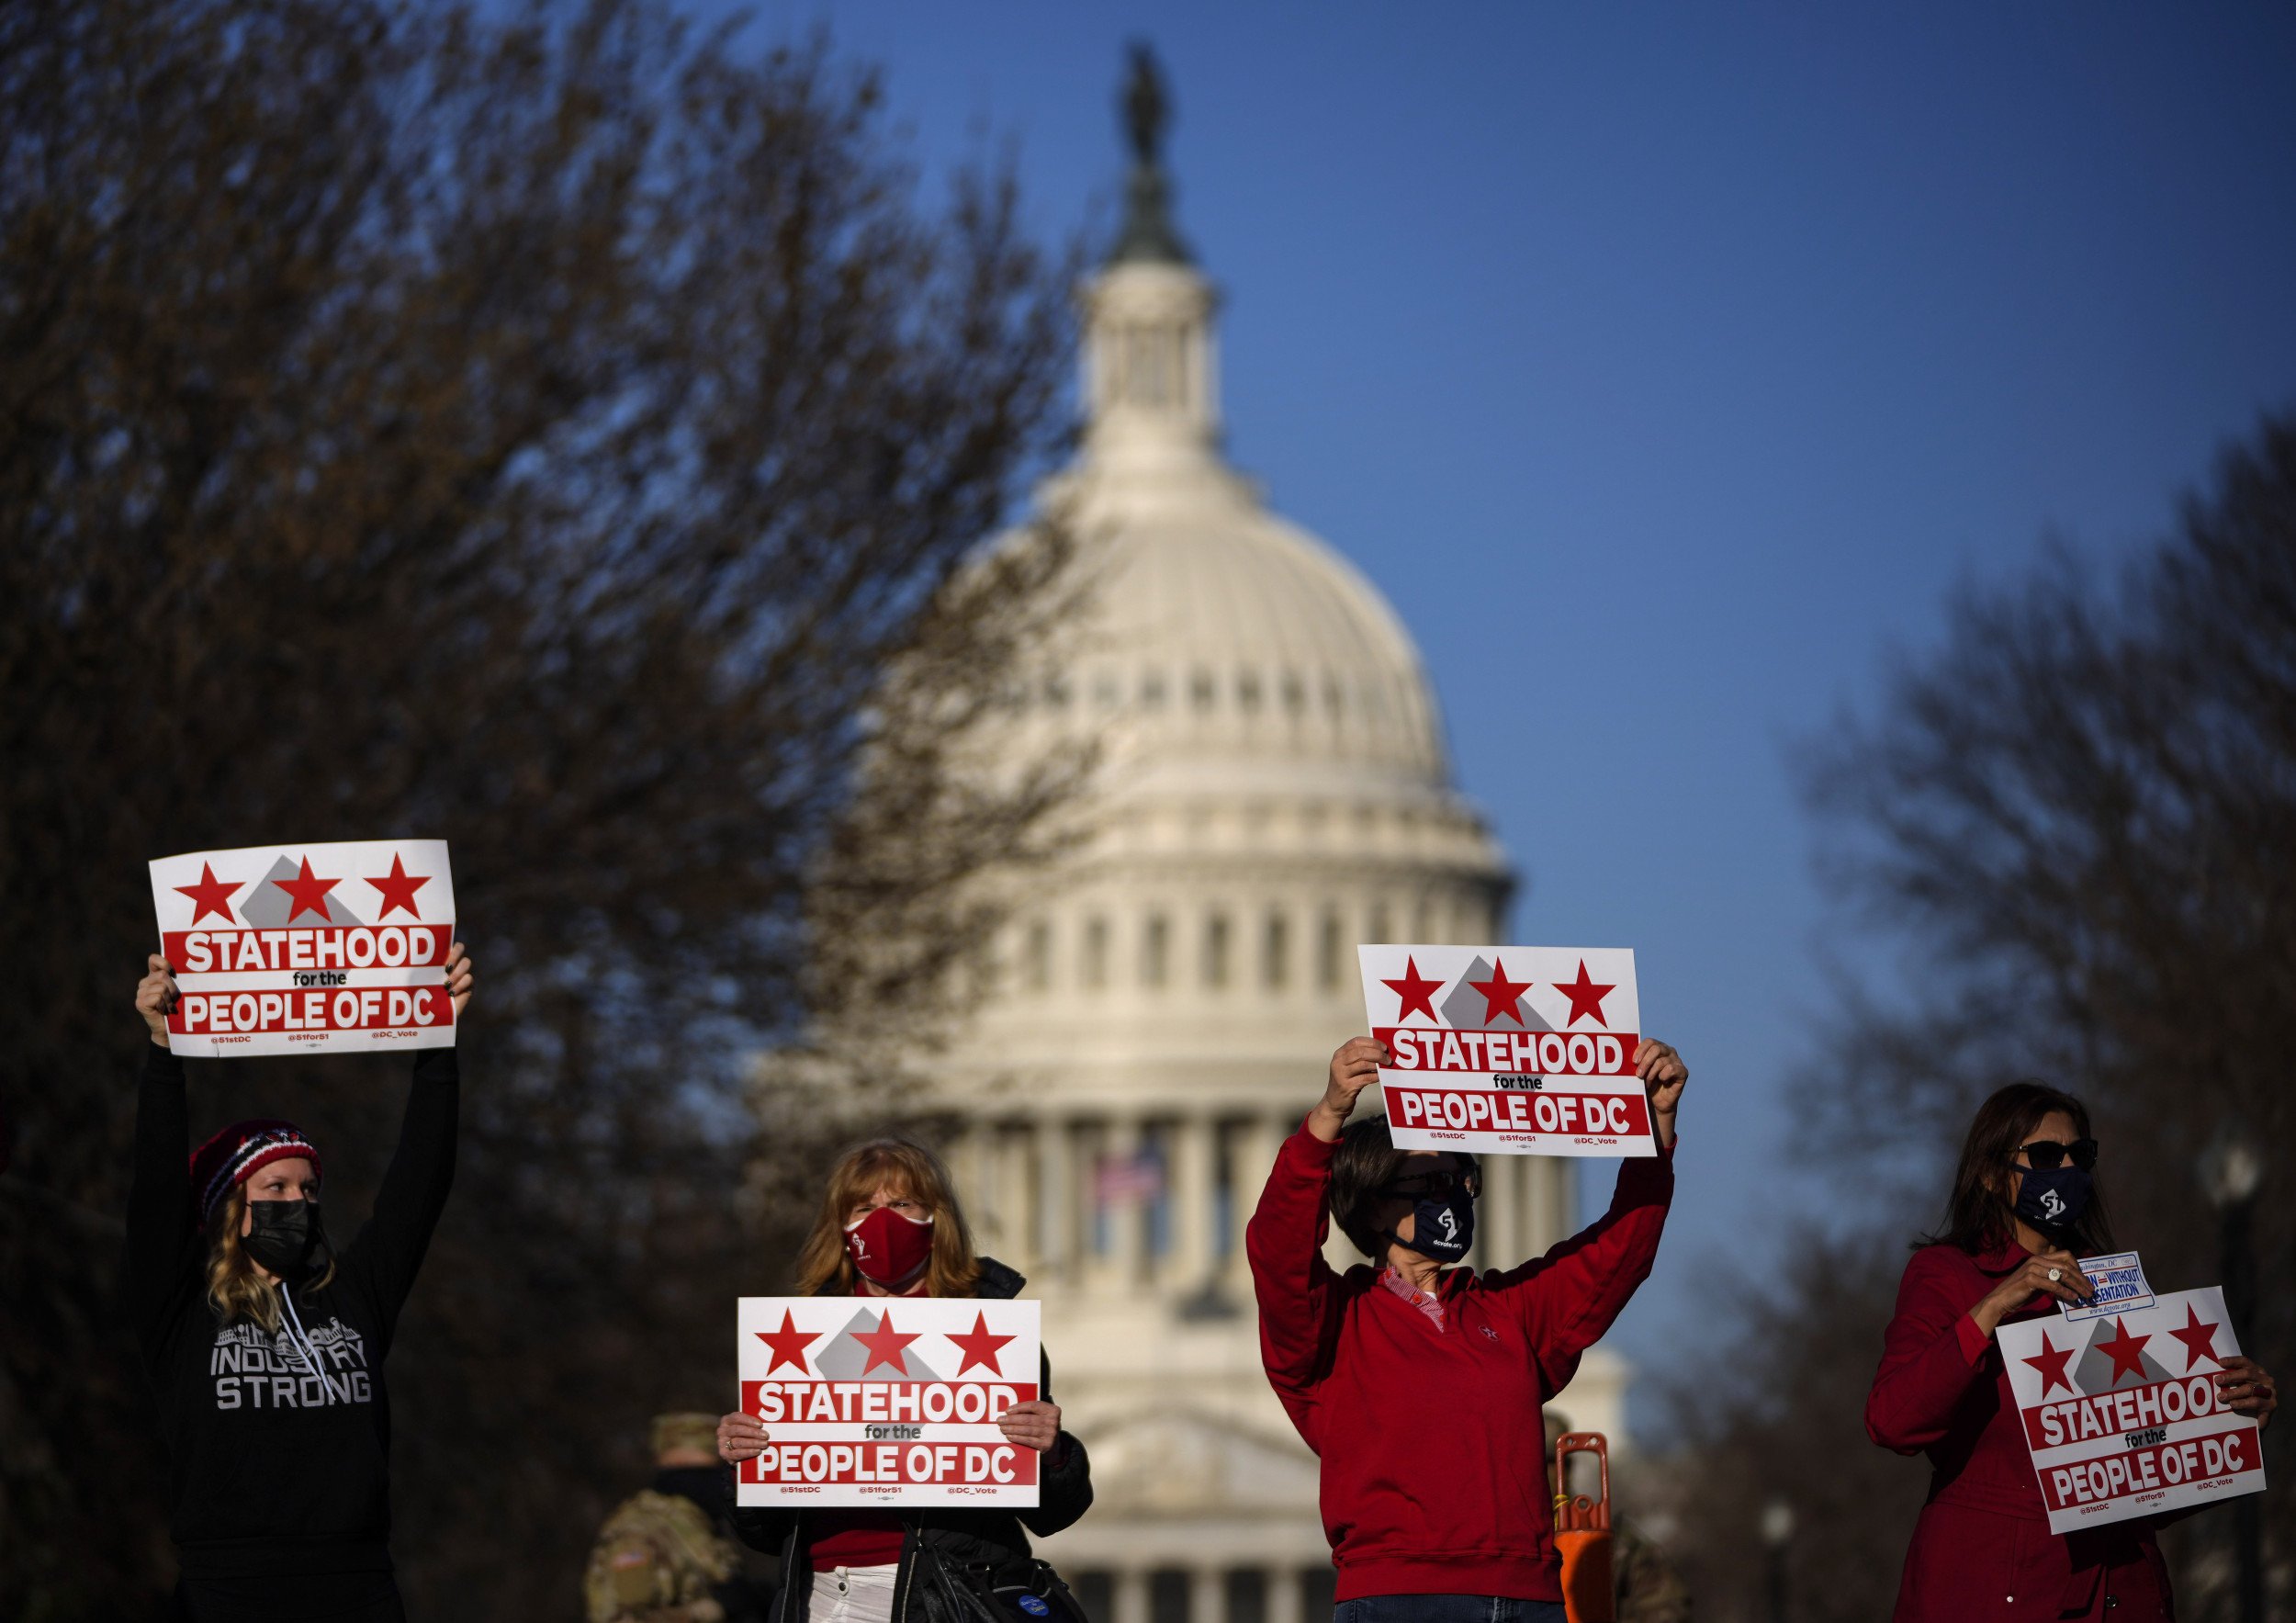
left=1247, top=1033, right=1688, bottom=1623
left=1867, top=1082, right=2278, bottom=1620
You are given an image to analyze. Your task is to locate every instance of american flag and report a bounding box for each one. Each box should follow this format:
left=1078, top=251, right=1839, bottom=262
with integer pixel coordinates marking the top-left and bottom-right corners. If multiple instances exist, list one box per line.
left=1092, top=1150, right=1165, bottom=1208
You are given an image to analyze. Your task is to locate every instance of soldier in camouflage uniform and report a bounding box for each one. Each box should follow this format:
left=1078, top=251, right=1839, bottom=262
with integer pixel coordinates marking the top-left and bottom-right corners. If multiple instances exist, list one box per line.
left=1543, top=1409, right=1691, bottom=1623
left=1607, top=1518, right=1690, bottom=1623
left=587, top=1413, right=771, bottom=1623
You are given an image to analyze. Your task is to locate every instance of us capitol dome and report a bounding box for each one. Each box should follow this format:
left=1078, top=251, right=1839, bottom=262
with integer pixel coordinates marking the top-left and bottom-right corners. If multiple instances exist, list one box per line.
left=929, top=52, right=1629, bottom=1623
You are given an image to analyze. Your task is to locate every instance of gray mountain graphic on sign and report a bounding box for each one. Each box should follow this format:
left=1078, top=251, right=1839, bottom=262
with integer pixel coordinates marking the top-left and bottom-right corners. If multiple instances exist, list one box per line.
left=2074, top=1319, right=2174, bottom=1392
left=812, top=1307, right=945, bottom=1381
left=1438, top=955, right=1549, bottom=1033
left=239, top=854, right=370, bottom=929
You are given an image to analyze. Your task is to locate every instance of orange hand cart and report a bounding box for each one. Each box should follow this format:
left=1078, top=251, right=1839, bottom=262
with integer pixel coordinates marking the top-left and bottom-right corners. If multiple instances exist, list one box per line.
left=1552, top=1430, right=1614, bottom=1623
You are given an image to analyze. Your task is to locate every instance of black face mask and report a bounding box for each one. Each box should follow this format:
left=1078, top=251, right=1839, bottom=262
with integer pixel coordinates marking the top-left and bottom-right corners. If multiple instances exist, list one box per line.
left=1394, top=1189, right=1475, bottom=1264
left=2013, top=1164, right=2093, bottom=1234
left=242, top=1199, right=332, bottom=1281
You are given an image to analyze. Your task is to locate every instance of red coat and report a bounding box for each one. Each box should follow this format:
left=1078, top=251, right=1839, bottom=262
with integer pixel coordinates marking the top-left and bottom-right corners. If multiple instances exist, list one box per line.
left=1867, top=1242, right=2175, bottom=1620
left=1246, top=1119, right=1674, bottom=1601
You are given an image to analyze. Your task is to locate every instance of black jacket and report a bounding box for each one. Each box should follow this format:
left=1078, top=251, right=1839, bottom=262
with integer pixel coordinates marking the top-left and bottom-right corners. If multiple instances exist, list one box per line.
left=126, top=1042, right=457, bottom=1581
left=730, top=1259, right=1094, bottom=1623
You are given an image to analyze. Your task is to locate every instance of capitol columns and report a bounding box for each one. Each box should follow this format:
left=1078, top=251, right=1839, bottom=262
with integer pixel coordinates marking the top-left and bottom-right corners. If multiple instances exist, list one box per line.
left=1191, top=1565, right=1225, bottom=1623
left=1112, top=1568, right=1149, bottom=1623
left=1005, top=1121, right=1043, bottom=1274
left=1094, top=1113, right=1148, bottom=1291
left=1536, top=1154, right=1571, bottom=1257
left=1225, top=1112, right=1285, bottom=1294
left=1037, top=1110, right=1075, bottom=1282
left=948, top=1125, right=986, bottom=1246
left=1170, top=1108, right=1217, bottom=1287
left=1480, top=1148, right=1521, bottom=1267
left=1266, top=1565, right=1305, bottom=1623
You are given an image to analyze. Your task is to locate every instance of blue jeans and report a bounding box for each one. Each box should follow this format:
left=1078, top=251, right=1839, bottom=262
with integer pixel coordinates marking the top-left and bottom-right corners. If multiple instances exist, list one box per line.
left=1334, top=1598, right=1567, bottom=1623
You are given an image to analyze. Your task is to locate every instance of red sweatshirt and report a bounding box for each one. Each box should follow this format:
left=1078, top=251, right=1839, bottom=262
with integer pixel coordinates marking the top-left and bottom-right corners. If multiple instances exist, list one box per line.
left=1246, top=1121, right=1674, bottom=1601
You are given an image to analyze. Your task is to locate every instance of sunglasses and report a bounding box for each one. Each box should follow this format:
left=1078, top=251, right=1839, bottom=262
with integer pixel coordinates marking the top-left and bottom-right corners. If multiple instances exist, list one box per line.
left=2011, top=1138, right=2098, bottom=1172
left=1378, top=1168, right=1481, bottom=1200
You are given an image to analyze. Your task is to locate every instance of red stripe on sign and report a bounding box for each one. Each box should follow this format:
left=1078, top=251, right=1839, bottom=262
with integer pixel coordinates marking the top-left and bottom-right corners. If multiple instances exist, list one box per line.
left=1376, top=1028, right=1639, bottom=1076
left=163, top=925, right=454, bottom=975
left=2021, top=1373, right=2228, bottom=1451
left=1383, top=1086, right=1650, bottom=1138
left=748, top=1439, right=1040, bottom=1488
left=745, top=1380, right=1039, bottom=1426
left=168, top=986, right=454, bottom=1036
left=2040, top=1426, right=2260, bottom=1511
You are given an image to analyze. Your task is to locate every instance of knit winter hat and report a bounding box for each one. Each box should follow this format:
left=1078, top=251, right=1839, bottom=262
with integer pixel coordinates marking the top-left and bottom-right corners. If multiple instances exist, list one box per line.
left=188, top=1120, right=322, bottom=1226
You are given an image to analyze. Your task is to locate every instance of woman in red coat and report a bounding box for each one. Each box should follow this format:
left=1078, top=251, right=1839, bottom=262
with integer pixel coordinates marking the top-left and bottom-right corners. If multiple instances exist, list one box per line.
left=1868, top=1082, right=2278, bottom=1619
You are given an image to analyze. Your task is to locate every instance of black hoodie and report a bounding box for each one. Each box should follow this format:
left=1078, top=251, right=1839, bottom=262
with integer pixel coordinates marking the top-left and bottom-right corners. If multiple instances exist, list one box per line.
left=126, top=1041, right=458, bottom=1582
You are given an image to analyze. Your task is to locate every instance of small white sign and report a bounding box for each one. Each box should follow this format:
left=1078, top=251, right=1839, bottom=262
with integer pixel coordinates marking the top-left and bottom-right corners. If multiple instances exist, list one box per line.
left=2061, top=1252, right=2156, bottom=1324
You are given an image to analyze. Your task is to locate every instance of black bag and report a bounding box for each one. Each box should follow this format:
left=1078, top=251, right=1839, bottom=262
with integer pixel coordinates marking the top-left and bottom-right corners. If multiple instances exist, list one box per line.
left=910, top=1550, right=1087, bottom=1623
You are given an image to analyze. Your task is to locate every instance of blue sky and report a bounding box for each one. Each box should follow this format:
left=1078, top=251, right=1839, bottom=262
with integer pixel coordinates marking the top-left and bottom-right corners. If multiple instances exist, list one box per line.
left=716, top=1, right=2296, bottom=1423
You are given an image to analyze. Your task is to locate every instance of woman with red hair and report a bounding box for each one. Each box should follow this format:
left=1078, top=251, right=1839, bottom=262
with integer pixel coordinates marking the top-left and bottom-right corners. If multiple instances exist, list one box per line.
left=716, top=1136, right=1093, bottom=1623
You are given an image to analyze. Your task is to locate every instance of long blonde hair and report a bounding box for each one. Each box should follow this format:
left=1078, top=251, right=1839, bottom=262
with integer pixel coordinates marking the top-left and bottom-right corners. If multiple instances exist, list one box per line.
left=794, top=1137, right=982, bottom=1299
left=205, top=1186, right=336, bottom=1333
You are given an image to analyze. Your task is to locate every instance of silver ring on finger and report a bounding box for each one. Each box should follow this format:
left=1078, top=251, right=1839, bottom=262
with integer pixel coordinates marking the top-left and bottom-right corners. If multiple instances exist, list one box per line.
left=2047, top=1268, right=2062, bottom=1283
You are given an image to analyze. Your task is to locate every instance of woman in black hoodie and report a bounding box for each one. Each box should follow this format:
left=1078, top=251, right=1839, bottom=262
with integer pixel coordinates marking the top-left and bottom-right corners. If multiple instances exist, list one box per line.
left=129, top=945, right=474, bottom=1622
left=715, top=1137, right=1093, bottom=1623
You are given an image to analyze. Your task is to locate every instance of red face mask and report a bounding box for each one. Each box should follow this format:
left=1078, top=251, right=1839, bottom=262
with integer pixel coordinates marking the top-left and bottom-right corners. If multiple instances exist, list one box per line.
left=843, top=1204, right=934, bottom=1289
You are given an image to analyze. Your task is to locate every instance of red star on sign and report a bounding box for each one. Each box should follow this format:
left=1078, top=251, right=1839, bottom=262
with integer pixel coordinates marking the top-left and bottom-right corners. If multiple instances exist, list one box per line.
left=852, top=1311, right=921, bottom=1375
left=363, top=853, right=431, bottom=919
left=174, top=862, right=244, bottom=926
left=274, top=856, right=342, bottom=923
left=2096, top=1317, right=2153, bottom=1386
left=754, top=1309, right=821, bottom=1376
left=1466, top=957, right=1535, bottom=1027
left=1554, top=960, right=1616, bottom=1028
left=2167, top=1304, right=2223, bottom=1373
left=946, top=1310, right=1018, bottom=1377
left=1381, top=957, right=1445, bottom=1023
left=2023, top=1332, right=2077, bottom=1399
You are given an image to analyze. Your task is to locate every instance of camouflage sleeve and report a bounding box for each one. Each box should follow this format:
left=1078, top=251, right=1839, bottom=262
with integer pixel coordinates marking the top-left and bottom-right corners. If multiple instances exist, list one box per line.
left=1613, top=1521, right=1692, bottom=1623
left=586, top=1527, right=665, bottom=1623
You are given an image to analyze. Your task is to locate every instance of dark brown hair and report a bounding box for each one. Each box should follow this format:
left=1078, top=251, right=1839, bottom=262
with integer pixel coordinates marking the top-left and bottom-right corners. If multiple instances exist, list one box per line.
left=1919, top=1081, right=2116, bottom=1256
left=1328, top=1116, right=1478, bottom=1259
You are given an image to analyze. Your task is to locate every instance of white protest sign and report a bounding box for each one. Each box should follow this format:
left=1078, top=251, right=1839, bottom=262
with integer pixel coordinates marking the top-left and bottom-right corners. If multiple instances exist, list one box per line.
left=1999, top=1285, right=2265, bottom=1534
left=150, top=840, right=457, bottom=1058
left=2061, top=1252, right=2156, bottom=1324
left=1357, top=945, right=1652, bottom=1157
left=736, top=1297, right=1042, bottom=1508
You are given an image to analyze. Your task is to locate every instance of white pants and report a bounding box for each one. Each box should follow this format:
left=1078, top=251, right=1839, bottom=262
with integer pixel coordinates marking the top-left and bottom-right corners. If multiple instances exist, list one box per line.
left=807, top=1564, right=898, bottom=1623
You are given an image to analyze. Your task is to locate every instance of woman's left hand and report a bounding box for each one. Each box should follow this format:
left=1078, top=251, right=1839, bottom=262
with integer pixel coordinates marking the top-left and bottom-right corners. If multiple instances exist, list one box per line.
left=1635, top=1040, right=1688, bottom=1150
left=997, top=1399, right=1061, bottom=1453
left=444, top=941, right=475, bottom=1018
left=2216, top=1356, right=2277, bottom=1427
